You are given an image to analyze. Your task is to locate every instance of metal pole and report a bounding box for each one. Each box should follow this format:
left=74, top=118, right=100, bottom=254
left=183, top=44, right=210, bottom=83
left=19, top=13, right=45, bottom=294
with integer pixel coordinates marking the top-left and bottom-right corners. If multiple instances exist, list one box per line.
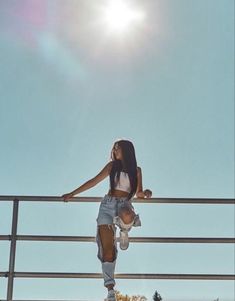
left=0, top=195, right=234, bottom=204
left=0, top=234, right=234, bottom=244
left=8, top=272, right=235, bottom=280
left=7, top=199, right=19, bottom=301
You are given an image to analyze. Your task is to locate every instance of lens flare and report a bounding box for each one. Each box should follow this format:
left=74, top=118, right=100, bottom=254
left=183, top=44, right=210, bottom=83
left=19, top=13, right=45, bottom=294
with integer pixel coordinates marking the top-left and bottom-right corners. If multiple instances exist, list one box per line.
left=102, top=0, right=146, bottom=34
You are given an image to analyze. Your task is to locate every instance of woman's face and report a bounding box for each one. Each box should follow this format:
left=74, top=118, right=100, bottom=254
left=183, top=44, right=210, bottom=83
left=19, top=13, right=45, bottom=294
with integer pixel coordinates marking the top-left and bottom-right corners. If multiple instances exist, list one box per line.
left=113, top=143, right=123, bottom=160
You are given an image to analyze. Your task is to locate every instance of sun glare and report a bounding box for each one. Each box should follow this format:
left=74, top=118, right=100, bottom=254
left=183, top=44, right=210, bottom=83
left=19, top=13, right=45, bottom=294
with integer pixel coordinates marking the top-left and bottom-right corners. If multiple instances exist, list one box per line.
left=102, top=0, right=146, bottom=34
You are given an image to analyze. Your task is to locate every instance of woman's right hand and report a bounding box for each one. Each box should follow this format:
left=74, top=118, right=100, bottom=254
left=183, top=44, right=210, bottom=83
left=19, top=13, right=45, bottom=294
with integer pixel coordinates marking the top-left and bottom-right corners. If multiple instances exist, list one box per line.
left=144, top=189, right=152, bottom=198
left=62, top=193, right=74, bottom=202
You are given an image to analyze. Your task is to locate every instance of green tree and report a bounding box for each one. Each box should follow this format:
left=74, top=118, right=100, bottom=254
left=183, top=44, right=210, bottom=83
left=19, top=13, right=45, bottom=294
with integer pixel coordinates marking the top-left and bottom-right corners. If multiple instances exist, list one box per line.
left=153, top=291, right=162, bottom=301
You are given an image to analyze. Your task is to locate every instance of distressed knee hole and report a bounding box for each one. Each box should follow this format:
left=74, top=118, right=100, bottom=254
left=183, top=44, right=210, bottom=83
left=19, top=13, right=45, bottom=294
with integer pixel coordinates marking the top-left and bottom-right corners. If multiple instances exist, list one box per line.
left=97, top=225, right=117, bottom=262
left=119, top=209, right=135, bottom=224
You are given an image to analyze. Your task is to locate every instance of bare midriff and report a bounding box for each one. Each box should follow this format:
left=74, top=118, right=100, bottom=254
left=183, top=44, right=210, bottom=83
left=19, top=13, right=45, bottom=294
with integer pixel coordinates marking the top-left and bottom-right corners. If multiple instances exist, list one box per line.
left=107, top=189, right=129, bottom=198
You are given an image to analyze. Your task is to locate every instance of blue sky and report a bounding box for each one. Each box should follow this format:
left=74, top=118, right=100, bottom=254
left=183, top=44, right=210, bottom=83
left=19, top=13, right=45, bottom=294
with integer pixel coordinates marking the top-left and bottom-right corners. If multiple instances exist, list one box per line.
left=0, top=0, right=234, bottom=300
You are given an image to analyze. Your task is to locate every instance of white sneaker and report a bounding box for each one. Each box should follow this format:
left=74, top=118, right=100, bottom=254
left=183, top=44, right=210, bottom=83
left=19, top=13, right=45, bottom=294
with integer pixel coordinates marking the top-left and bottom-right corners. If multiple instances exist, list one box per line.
left=119, top=230, right=129, bottom=250
left=105, top=289, right=116, bottom=301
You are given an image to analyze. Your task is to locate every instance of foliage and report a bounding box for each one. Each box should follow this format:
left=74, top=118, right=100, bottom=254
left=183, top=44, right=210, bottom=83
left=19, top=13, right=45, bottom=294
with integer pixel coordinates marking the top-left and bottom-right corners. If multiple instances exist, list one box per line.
left=115, top=290, right=147, bottom=301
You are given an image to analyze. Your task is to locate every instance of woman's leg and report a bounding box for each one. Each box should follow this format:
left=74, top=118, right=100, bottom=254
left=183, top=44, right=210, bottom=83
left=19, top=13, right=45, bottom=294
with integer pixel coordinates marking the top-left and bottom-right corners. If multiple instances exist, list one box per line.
left=97, top=224, right=117, bottom=290
left=114, top=202, right=141, bottom=250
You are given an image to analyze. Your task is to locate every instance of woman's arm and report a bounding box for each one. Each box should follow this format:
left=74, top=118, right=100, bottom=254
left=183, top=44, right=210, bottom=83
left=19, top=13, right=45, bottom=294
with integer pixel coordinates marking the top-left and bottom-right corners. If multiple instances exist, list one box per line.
left=62, top=161, right=113, bottom=201
left=135, top=167, right=152, bottom=198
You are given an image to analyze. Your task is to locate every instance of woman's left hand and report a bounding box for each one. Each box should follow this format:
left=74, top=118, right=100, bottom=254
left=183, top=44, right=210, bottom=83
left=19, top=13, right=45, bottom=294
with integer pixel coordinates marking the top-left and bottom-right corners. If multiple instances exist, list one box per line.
left=62, top=193, right=74, bottom=202
left=144, top=189, right=152, bottom=198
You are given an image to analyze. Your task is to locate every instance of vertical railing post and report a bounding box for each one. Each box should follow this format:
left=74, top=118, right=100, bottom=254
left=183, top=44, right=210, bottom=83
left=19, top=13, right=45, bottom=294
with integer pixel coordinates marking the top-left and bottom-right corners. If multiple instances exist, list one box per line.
left=7, top=199, right=19, bottom=301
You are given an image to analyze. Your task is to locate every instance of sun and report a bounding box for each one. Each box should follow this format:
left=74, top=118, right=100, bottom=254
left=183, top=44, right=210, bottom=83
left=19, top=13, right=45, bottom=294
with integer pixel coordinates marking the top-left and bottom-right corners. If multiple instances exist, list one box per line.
left=101, top=0, right=146, bottom=34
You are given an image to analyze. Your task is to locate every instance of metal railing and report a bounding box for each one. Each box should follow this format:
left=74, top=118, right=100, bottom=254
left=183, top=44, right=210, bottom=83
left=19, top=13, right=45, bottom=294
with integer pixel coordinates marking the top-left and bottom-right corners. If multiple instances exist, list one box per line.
left=0, top=196, right=234, bottom=301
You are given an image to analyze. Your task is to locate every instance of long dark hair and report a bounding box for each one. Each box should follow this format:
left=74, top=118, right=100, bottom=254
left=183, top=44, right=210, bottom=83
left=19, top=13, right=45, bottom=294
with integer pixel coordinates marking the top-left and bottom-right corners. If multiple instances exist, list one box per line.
left=109, top=139, right=137, bottom=200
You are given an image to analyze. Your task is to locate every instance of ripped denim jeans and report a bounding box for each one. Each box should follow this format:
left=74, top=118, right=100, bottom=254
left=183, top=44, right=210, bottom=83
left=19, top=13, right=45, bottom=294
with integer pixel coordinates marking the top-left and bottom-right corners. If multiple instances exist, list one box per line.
left=96, top=194, right=141, bottom=287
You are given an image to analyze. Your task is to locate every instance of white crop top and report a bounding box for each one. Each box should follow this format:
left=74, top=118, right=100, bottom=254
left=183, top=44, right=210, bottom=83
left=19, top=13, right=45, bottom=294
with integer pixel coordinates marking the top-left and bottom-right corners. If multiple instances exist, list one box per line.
left=113, top=171, right=131, bottom=193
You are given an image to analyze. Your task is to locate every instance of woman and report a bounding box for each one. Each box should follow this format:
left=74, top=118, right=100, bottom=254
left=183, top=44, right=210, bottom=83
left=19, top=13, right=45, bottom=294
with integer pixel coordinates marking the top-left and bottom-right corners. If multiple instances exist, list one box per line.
left=62, top=139, right=152, bottom=301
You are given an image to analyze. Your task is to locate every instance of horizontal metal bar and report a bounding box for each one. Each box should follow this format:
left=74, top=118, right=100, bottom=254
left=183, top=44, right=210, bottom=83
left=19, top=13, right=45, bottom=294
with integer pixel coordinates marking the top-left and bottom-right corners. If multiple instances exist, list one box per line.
left=0, top=272, right=8, bottom=277
left=1, top=272, right=234, bottom=280
left=0, top=195, right=234, bottom=204
left=0, top=235, right=11, bottom=240
left=0, top=235, right=234, bottom=244
left=16, top=235, right=94, bottom=242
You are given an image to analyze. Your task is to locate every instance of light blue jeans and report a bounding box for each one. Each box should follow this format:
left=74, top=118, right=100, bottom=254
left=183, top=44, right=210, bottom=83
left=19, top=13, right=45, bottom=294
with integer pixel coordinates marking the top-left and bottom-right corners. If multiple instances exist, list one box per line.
left=96, top=194, right=141, bottom=287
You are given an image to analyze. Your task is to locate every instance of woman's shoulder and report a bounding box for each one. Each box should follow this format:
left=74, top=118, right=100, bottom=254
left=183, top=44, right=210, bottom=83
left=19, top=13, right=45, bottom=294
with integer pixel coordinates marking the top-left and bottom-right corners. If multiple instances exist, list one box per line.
left=107, top=161, right=114, bottom=173
left=137, top=166, right=142, bottom=173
